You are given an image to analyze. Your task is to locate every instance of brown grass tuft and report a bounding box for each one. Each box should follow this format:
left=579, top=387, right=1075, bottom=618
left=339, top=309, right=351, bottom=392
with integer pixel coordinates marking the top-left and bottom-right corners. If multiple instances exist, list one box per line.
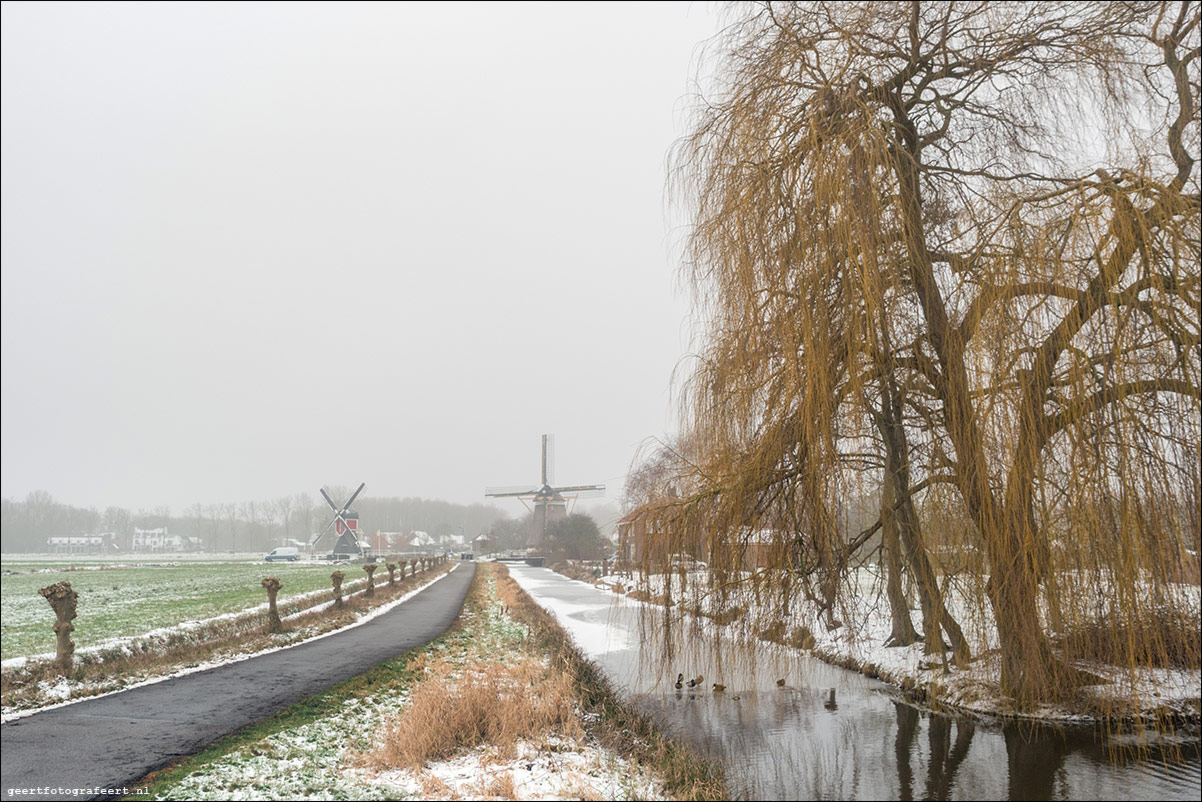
left=755, top=619, right=815, bottom=649
left=549, top=561, right=599, bottom=584
left=626, top=588, right=672, bottom=606
left=417, top=771, right=457, bottom=799
left=555, top=774, right=605, bottom=801
left=477, top=770, right=518, bottom=799
left=367, top=658, right=580, bottom=770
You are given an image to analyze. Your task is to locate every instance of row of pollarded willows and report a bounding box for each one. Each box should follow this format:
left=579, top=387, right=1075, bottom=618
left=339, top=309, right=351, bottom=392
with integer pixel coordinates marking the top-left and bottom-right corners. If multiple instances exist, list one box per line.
left=626, top=0, right=1201, bottom=716
left=2, top=557, right=452, bottom=714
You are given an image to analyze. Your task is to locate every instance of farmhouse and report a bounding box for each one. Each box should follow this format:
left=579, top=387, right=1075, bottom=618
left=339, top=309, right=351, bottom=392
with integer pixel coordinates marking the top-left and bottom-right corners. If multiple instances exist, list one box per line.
left=616, top=506, right=663, bottom=570
left=409, top=530, right=437, bottom=549
left=133, top=527, right=201, bottom=552
left=47, top=533, right=119, bottom=554
left=472, top=532, right=494, bottom=556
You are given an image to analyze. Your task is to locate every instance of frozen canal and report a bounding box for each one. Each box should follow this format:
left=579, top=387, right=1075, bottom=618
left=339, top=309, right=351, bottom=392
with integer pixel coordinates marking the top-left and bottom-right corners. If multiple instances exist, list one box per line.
left=508, top=564, right=1201, bottom=801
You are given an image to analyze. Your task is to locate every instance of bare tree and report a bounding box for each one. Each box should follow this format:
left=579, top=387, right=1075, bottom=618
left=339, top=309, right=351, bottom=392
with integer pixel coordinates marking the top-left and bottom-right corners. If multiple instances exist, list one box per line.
left=274, top=495, right=296, bottom=548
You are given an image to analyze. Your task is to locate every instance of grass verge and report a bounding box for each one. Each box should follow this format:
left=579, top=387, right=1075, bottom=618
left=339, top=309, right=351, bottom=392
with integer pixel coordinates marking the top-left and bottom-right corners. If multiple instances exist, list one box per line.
left=493, top=564, right=728, bottom=800
left=2, top=562, right=454, bottom=715
left=132, top=563, right=727, bottom=800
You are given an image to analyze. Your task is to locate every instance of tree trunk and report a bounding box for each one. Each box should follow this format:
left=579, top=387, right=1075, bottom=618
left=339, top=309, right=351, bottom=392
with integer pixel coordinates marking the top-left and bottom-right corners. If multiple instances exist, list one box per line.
left=39, top=581, right=78, bottom=673
left=882, top=463, right=921, bottom=647
left=889, top=103, right=1053, bottom=698
left=261, top=577, right=282, bottom=633
left=331, top=570, right=345, bottom=609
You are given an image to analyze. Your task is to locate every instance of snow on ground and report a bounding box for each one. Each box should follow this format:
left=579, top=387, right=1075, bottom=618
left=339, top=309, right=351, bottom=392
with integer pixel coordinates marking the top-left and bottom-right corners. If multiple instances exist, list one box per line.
left=1, top=573, right=376, bottom=670
left=1, top=566, right=457, bottom=723
left=1, top=559, right=361, bottom=661
left=148, top=566, right=669, bottom=801
left=358, top=737, right=663, bottom=801
left=532, top=562, right=1201, bottom=723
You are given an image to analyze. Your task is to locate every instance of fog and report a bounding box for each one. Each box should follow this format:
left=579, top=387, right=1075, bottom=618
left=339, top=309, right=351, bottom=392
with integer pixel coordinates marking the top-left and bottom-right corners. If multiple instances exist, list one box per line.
left=1, top=2, right=721, bottom=514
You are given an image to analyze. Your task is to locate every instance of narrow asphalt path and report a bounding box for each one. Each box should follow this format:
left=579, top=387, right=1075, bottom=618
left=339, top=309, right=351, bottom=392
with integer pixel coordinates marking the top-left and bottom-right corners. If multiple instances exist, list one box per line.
left=1, top=561, right=477, bottom=801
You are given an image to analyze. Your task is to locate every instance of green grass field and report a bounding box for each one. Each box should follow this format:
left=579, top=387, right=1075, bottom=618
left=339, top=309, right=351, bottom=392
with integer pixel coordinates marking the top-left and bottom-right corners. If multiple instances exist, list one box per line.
left=1, top=559, right=345, bottom=661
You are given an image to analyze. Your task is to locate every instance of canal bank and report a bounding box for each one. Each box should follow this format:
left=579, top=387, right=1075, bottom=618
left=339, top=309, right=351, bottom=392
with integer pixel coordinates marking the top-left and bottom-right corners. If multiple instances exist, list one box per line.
left=128, top=563, right=725, bottom=801
left=508, top=564, right=1201, bottom=800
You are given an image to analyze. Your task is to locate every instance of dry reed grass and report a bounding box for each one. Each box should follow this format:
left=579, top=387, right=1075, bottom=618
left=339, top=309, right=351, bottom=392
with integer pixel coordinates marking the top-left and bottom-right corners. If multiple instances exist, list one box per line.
left=366, top=658, right=580, bottom=770
left=553, top=774, right=605, bottom=801
left=626, top=589, right=672, bottom=606
left=758, top=620, right=816, bottom=650
left=416, top=771, right=455, bottom=798
left=549, top=561, right=599, bottom=585
left=475, top=770, right=518, bottom=799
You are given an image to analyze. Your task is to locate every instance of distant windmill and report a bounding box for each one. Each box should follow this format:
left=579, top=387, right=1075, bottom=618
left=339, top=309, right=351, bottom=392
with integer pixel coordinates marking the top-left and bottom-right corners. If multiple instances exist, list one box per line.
left=309, top=483, right=367, bottom=557
left=486, top=435, right=605, bottom=550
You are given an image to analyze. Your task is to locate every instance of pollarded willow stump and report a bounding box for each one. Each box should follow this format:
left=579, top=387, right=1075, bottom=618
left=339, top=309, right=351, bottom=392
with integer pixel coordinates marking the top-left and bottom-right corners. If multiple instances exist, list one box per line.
left=38, top=581, right=78, bottom=673
left=331, top=570, right=346, bottom=609
left=409, top=560, right=417, bottom=578
left=386, top=563, right=398, bottom=586
left=261, top=577, right=282, bottom=633
left=363, top=563, right=378, bottom=596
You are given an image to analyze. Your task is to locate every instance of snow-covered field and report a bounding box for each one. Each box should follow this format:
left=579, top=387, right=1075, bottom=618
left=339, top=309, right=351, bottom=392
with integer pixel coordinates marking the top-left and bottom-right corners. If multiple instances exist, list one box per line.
left=1, top=564, right=455, bottom=723
left=1, top=556, right=357, bottom=660
left=145, top=566, right=670, bottom=801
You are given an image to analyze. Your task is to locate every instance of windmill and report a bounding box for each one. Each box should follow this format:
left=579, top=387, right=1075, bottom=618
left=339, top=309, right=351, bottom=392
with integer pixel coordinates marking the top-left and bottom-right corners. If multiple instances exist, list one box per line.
left=308, top=483, right=367, bottom=558
left=486, top=435, right=605, bottom=550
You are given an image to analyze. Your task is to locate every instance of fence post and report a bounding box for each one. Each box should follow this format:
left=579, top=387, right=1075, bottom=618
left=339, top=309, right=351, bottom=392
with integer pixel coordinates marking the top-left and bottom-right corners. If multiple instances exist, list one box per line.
left=38, top=581, right=78, bottom=673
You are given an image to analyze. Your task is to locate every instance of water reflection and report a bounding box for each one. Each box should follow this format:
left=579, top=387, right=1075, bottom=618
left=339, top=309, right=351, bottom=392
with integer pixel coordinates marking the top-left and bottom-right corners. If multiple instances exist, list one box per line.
left=892, top=700, right=975, bottom=800
left=636, top=685, right=1199, bottom=800
left=509, top=565, right=1201, bottom=801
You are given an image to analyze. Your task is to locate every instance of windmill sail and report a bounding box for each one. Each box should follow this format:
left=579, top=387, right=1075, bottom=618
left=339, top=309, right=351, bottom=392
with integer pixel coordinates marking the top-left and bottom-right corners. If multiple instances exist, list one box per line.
left=310, top=483, right=366, bottom=552
left=484, top=434, right=604, bottom=550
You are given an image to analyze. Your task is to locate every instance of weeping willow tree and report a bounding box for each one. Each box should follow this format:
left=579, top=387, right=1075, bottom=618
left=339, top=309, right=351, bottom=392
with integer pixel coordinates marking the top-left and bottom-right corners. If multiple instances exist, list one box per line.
left=637, top=0, right=1200, bottom=708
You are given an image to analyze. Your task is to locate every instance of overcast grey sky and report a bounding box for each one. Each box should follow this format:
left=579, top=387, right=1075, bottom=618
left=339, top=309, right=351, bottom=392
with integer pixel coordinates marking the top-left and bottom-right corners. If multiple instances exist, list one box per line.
left=1, top=1, right=722, bottom=513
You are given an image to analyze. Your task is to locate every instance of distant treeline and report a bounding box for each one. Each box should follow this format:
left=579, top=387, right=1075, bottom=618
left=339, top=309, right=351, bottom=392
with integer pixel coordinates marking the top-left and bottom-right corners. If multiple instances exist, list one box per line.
left=0, top=490, right=519, bottom=554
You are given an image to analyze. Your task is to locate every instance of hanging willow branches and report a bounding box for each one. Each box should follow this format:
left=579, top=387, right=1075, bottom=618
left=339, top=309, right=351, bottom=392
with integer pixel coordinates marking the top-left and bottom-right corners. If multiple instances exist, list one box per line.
left=632, top=0, right=1200, bottom=708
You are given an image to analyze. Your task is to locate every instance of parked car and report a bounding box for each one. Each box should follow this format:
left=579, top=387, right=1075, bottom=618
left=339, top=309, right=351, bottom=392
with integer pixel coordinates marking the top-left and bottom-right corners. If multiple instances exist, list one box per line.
left=265, top=546, right=300, bottom=562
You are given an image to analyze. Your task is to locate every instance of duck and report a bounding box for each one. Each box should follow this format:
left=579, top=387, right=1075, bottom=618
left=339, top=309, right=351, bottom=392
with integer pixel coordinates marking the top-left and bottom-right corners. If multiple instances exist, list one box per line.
left=776, top=678, right=786, bottom=687
left=712, top=683, right=726, bottom=692
left=675, top=673, right=684, bottom=690
left=687, top=674, right=704, bottom=688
